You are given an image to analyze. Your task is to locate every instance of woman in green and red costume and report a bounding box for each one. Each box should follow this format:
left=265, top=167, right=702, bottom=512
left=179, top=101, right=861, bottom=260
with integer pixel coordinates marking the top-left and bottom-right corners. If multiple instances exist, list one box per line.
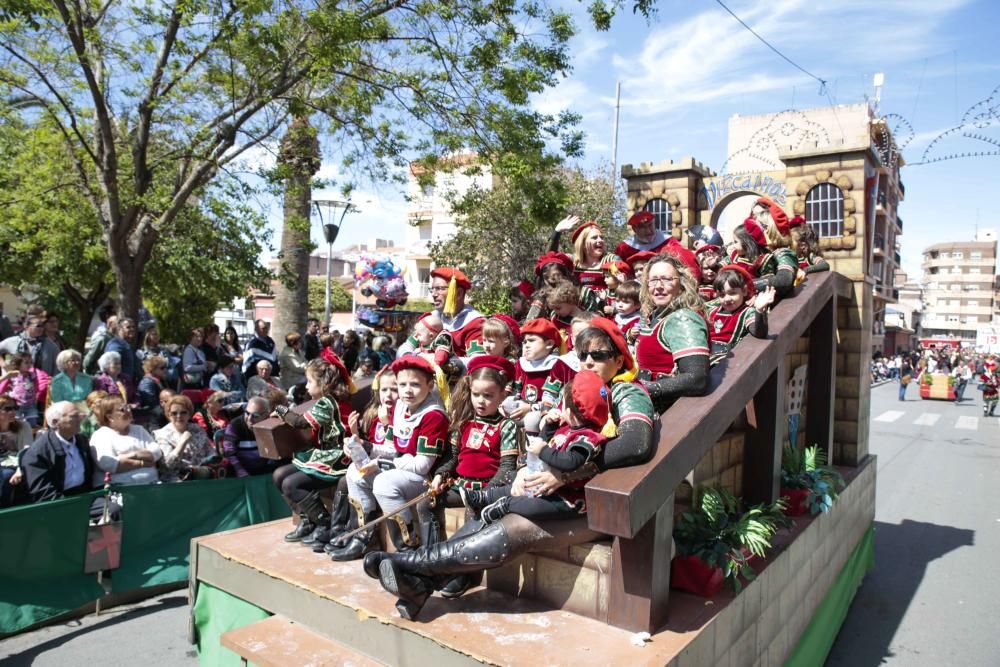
left=635, top=253, right=711, bottom=414
left=361, top=317, right=656, bottom=620
left=745, top=197, right=800, bottom=299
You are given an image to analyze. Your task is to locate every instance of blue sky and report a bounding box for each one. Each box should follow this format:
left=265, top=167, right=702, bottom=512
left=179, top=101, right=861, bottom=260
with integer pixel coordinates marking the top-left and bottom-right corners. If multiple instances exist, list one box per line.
left=273, top=0, right=1000, bottom=282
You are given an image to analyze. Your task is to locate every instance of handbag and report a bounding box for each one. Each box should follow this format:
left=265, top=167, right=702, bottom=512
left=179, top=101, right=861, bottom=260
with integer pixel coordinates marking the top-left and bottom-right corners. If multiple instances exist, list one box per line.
left=183, top=370, right=203, bottom=385
left=901, top=374, right=912, bottom=386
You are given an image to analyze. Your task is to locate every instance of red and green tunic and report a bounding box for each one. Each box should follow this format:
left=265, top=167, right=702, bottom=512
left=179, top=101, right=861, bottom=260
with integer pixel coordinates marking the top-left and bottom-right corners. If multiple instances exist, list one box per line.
left=292, top=396, right=349, bottom=481
left=513, top=355, right=560, bottom=405
left=636, top=308, right=710, bottom=380
left=575, top=253, right=621, bottom=313
left=387, top=400, right=449, bottom=458
left=431, top=305, right=486, bottom=362
left=707, top=304, right=758, bottom=348
left=755, top=247, right=798, bottom=278
left=452, top=414, right=520, bottom=490
left=547, top=424, right=606, bottom=512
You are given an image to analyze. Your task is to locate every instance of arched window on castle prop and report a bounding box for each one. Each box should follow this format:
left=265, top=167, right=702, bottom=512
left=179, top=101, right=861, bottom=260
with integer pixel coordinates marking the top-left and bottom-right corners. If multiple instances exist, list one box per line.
left=643, top=198, right=671, bottom=234
left=804, top=183, right=844, bottom=238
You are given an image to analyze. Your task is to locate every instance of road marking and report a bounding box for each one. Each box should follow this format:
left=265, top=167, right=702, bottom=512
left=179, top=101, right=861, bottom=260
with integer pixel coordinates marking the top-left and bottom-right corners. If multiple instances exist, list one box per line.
left=873, top=410, right=905, bottom=423
left=955, top=416, right=979, bottom=430
left=913, top=413, right=941, bottom=426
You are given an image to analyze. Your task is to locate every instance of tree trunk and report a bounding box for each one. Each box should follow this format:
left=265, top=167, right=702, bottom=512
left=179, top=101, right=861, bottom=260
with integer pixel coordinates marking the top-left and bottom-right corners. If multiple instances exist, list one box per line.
left=271, top=115, right=321, bottom=353
left=63, top=281, right=112, bottom=351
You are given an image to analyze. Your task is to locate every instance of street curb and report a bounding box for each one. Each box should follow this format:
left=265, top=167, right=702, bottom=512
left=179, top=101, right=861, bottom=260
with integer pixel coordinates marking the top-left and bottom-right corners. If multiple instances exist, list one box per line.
left=870, top=379, right=894, bottom=388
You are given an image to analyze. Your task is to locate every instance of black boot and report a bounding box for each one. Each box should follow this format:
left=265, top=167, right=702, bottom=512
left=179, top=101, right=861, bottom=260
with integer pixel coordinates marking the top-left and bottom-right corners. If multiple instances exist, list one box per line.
left=459, top=487, right=493, bottom=514
left=363, top=519, right=510, bottom=581
left=299, top=492, right=331, bottom=547
left=378, top=559, right=432, bottom=621
left=284, top=513, right=315, bottom=542
left=440, top=571, right=484, bottom=599
left=386, top=515, right=421, bottom=551
left=326, top=497, right=362, bottom=554
left=329, top=509, right=381, bottom=561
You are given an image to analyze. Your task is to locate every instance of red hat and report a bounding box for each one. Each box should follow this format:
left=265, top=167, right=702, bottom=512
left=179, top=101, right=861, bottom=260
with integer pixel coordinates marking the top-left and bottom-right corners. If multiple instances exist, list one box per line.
left=512, top=280, right=535, bottom=300
left=626, top=251, right=656, bottom=269
left=756, top=197, right=790, bottom=236
left=535, top=251, right=574, bottom=277
left=694, top=244, right=721, bottom=257
left=318, top=352, right=354, bottom=391
left=466, top=355, right=516, bottom=382
left=570, top=370, right=611, bottom=428
left=627, top=210, right=655, bottom=227
left=520, top=318, right=561, bottom=346
left=601, top=259, right=635, bottom=279
left=390, top=355, right=437, bottom=377
left=789, top=215, right=806, bottom=229
left=661, top=238, right=702, bottom=284
left=718, top=264, right=757, bottom=298
left=416, top=312, right=442, bottom=334
left=571, top=220, right=601, bottom=244
left=585, top=317, right=634, bottom=370
left=430, top=266, right=472, bottom=290
left=489, top=314, right=522, bottom=345
left=743, top=217, right=767, bottom=249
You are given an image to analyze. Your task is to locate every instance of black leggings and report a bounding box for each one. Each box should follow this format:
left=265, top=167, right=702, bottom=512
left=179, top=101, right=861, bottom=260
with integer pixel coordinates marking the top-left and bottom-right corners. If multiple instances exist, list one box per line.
left=478, top=484, right=577, bottom=521
left=272, top=464, right=336, bottom=505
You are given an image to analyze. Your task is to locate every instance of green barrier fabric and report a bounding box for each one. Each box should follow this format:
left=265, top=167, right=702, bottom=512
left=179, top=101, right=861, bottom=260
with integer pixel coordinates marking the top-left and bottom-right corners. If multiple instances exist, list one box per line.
left=193, top=582, right=271, bottom=666
left=784, top=524, right=875, bottom=667
left=0, top=493, right=105, bottom=634
left=113, top=475, right=290, bottom=592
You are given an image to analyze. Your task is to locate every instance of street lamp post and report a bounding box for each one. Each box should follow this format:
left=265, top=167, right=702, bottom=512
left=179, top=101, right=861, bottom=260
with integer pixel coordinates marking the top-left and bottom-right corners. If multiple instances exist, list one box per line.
left=312, top=200, right=356, bottom=327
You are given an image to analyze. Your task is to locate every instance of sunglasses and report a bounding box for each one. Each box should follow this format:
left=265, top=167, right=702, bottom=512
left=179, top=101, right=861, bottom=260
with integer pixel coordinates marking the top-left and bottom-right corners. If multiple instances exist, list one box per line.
left=579, top=349, right=617, bottom=362
left=170, top=411, right=189, bottom=417
left=246, top=411, right=267, bottom=419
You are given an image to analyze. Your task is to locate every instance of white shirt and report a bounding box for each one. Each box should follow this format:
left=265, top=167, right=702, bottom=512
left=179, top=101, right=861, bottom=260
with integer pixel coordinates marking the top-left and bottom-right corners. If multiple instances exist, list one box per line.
left=55, top=430, right=86, bottom=490
left=90, top=424, right=161, bottom=486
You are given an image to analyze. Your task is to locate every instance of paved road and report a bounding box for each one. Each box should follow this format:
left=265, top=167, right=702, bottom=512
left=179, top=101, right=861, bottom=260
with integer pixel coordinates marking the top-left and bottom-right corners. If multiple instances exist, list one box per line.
left=827, top=382, right=1000, bottom=666
left=3, top=383, right=998, bottom=666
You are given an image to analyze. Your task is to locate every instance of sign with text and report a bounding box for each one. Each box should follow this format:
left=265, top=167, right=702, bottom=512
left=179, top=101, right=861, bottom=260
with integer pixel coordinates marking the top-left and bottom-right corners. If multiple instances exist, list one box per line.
left=703, top=172, right=788, bottom=210
left=976, top=325, right=1000, bottom=353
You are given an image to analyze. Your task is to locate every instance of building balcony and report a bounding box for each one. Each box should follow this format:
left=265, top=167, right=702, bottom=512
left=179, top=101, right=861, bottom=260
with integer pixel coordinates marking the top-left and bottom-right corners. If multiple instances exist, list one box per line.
left=895, top=216, right=903, bottom=231
left=894, top=251, right=901, bottom=265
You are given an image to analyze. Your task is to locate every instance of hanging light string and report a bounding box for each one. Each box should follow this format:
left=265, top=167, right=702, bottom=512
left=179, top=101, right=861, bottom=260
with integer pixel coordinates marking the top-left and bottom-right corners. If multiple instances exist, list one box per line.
left=713, top=0, right=828, bottom=95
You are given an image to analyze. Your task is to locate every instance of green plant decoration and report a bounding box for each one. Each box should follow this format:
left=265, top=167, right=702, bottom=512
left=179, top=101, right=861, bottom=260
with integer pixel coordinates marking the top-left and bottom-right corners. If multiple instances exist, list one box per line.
left=674, top=487, right=791, bottom=593
left=781, top=445, right=846, bottom=515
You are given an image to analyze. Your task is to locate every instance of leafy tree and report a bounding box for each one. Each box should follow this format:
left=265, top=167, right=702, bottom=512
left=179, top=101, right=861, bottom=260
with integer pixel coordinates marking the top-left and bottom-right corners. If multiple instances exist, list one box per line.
left=307, top=277, right=354, bottom=320
left=431, top=163, right=626, bottom=314
left=0, top=0, right=590, bottom=321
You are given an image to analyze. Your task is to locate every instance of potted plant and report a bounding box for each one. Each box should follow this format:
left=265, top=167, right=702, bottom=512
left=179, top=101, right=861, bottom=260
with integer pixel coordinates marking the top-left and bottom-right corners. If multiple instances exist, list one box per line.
left=672, top=486, right=791, bottom=597
left=780, top=444, right=845, bottom=516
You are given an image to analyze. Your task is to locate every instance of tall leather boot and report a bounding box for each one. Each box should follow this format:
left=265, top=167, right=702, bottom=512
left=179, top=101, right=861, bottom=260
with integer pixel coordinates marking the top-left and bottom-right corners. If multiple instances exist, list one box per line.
left=300, top=492, right=332, bottom=548
left=326, top=497, right=362, bottom=554
left=386, top=514, right=421, bottom=552
left=312, top=488, right=350, bottom=553
left=364, top=521, right=512, bottom=619
left=329, top=508, right=382, bottom=561
left=283, top=513, right=315, bottom=542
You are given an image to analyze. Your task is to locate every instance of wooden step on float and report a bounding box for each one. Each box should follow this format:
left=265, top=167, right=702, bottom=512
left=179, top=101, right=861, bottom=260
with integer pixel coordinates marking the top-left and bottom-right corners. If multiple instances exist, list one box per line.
left=221, top=614, right=384, bottom=666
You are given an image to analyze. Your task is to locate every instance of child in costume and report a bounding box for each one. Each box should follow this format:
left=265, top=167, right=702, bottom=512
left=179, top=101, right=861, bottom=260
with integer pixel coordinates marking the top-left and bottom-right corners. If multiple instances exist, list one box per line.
left=981, top=360, right=998, bottom=417
left=548, top=281, right=586, bottom=350
left=272, top=358, right=351, bottom=546
left=707, top=265, right=775, bottom=362
left=695, top=244, right=723, bottom=302
left=790, top=217, right=830, bottom=273
left=626, top=250, right=656, bottom=279
left=748, top=197, right=800, bottom=299
left=461, top=370, right=609, bottom=522
left=330, top=356, right=449, bottom=558
left=396, top=312, right=443, bottom=359
left=480, top=314, right=521, bottom=362
left=509, top=281, right=534, bottom=323
left=505, top=319, right=573, bottom=435
left=613, top=280, right=642, bottom=346
left=559, top=312, right=597, bottom=373
left=600, top=259, right=634, bottom=316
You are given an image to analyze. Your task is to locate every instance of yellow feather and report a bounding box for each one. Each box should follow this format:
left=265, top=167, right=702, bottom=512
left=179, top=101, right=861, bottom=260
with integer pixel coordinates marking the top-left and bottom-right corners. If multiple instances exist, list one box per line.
left=444, top=276, right=458, bottom=317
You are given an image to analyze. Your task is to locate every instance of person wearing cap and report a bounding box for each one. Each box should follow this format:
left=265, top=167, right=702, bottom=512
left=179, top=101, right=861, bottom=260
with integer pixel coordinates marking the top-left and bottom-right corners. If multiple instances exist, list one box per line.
left=460, top=369, right=611, bottom=524
left=980, top=359, right=998, bottom=417
left=481, top=314, right=521, bottom=361
left=509, top=281, right=534, bottom=322
left=748, top=197, right=800, bottom=299
left=695, top=245, right=724, bottom=302
left=272, top=358, right=352, bottom=547
left=707, top=265, right=775, bottom=361
left=636, top=254, right=711, bottom=413
left=396, top=312, right=443, bottom=359
left=626, top=250, right=656, bottom=279
left=522, top=251, right=576, bottom=322
left=427, top=267, right=486, bottom=363
left=615, top=210, right=672, bottom=262
left=362, top=317, right=656, bottom=620
left=414, top=355, right=520, bottom=554
left=548, top=215, right=621, bottom=303
left=507, top=319, right=573, bottom=434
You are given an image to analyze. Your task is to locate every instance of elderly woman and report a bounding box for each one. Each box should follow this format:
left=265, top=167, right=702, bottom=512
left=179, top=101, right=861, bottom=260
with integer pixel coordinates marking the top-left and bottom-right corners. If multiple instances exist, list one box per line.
left=49, top=349, right=94, bottom=413
left=182, top=327, right=208, bottom=389
left=153, top=394, right=214, bottom=480
left=362, top=317, right=657, bottom=618
left=193, top=391, right=231, bottom=439
left=89, top=394, right=160, bottom=486
left=137, top=355, right=169, bottom=424
left=0, top=393, right=34, bottom=507
left=209, top=356, right=243, bottom=404
left=635, top=254, right=711, bottom=413
left=92, top=350, right=137, bottom=405
left=279, top=333, right=307, bottom=390
left=246, top=360, right=280, bottom=399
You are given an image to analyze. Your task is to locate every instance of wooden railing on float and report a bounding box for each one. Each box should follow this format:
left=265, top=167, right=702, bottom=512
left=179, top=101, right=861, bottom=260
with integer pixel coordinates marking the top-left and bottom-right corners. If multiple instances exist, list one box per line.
left=585, top=270, right=855, bottom=633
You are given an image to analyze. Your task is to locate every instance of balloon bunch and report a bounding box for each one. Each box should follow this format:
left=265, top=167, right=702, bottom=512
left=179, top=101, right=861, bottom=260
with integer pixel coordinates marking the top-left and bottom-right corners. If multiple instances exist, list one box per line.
left=354, top=254, right=409, bottom=308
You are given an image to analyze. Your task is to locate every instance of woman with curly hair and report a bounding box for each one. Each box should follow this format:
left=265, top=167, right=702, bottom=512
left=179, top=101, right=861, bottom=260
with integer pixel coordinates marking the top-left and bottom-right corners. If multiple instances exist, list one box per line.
left=635, top=253, right=710, bottom=413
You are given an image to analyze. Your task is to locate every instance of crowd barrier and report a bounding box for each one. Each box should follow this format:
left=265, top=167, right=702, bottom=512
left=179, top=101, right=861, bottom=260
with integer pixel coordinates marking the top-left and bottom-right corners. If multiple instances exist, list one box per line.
left=0, top=475, right=291, bottom=635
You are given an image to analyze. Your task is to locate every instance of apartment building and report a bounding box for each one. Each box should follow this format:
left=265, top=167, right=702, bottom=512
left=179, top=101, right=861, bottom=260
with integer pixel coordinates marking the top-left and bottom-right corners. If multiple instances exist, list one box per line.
left=920, top=229, right=997, bottom=342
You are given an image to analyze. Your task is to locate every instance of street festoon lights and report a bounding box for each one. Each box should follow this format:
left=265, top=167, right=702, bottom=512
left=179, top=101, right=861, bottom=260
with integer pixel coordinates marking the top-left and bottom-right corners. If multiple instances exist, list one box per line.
left=313, top=199, right=357, bottom=327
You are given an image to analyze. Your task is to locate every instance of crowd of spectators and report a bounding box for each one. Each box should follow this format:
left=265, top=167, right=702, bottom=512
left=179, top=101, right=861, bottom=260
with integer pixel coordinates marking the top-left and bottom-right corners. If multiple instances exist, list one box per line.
left=0, top=308, right=398, bottom=511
